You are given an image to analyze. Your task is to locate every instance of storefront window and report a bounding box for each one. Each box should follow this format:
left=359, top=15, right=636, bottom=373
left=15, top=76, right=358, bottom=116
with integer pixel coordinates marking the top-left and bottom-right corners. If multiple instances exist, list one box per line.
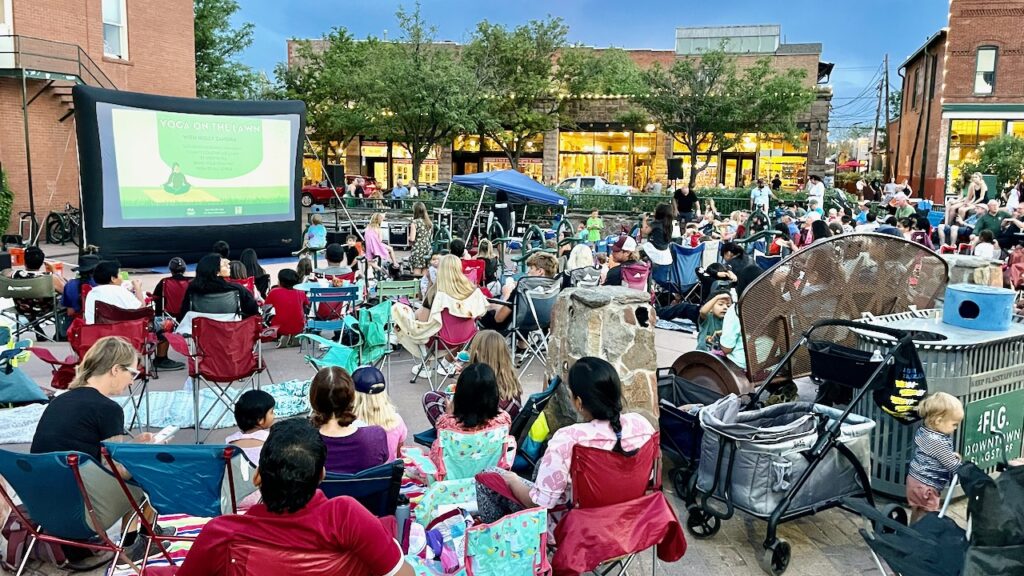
left=757, top=156, right=806, bottom=190
left=672, top=137, right=713, bottom=154
left=673, top=155, right=718, bottom=188
left=559, top=130, right=653, bottom=187
left=1011, top=122, right=1024, bottom=139
left=454, top=135, right=481, bottom=152
left=482, top=157, right=543, bottom=181
left=947, top=120, right=1008, bottom=186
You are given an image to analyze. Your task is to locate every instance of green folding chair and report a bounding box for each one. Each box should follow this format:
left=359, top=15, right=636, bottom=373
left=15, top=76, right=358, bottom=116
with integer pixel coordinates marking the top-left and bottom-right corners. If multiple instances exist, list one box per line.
left=375, top=280, right=420, bottom=382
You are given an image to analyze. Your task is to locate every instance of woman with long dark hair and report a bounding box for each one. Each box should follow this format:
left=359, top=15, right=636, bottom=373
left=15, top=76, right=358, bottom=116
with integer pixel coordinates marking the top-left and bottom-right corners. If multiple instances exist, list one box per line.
left=177, top=253, right=259, bottom=321
left=810, top=219, right=832, bottom=244
left=483, top=357, right=655, bottom=517
left=240, top=248, right=270, bottom=299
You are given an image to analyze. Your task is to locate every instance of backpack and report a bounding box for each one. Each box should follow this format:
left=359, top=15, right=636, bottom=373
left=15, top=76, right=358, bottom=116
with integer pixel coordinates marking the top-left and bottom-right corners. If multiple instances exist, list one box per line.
left=2, top=507, right=68, bottom=571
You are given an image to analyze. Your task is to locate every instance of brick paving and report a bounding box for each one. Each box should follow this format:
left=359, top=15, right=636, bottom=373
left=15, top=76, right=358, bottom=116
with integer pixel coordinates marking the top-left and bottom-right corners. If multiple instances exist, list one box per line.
left=11, top=243, right=966, bottom=575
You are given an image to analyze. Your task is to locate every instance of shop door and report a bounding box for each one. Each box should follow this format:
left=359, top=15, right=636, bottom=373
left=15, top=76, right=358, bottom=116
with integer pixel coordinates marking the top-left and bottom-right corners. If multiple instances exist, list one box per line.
left=367, top=159, right=388, bottom=188
left=721, top=154, right=756, bottom=188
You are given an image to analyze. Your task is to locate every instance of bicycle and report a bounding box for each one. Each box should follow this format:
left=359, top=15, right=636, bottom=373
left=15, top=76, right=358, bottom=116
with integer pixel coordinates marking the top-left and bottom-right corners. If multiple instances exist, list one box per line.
left=44, top=203, right=82, bottom=246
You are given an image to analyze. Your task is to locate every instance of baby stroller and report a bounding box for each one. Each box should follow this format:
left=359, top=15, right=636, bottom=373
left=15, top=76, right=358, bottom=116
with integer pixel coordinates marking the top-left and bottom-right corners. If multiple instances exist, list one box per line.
left=657, top=367, right=725, bottom=495
left=680, top=319, right=923, bottom=575
left=854, top=430, right=1024, bottom=576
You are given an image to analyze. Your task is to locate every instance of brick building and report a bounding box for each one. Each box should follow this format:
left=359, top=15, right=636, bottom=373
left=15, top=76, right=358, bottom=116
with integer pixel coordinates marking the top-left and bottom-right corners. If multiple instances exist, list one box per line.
left=291, top=24, right=832, bottom=193
left=889, top=0, right=1024, bottom=203
left=0, top=0, right=196, bottom=236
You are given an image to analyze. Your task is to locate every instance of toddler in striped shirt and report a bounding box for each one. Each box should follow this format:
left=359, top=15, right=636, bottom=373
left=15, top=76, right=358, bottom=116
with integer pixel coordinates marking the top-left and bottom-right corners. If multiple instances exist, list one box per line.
left=907, top=392, right=964, bottom=523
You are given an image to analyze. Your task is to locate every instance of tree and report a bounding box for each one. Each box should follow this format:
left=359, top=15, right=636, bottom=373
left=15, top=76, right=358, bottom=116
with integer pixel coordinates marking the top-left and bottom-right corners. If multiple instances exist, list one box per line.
left=462, top=18, right=570, bottom=170
left=357, top=3, right=475, bottom=183
left=194, top=0, right=259, bottom=99
left=959, top=134, right=1024, bottom=189
left=275, top=29, right=373, bottom=156
left=889, top=90, right=903, bottom=120
left=633, top=48, right=816, bottom=189
left=558, top=46, right=645, bottom=96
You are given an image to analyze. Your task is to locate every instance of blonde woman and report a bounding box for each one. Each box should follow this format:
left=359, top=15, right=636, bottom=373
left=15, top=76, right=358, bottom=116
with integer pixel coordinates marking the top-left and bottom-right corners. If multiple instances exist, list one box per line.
left=475, top=238, right=500, bottom=294
left=408, top=202, right=433, bottom=275
left=351, top=366, right=407, bottom=460
left=946, top=172, right=988, bottom=225
left=422, top=329, right=524, bottom=426
left=392, top=254, right=488, bottom=378
left=363, top=213, right=396, bottom=267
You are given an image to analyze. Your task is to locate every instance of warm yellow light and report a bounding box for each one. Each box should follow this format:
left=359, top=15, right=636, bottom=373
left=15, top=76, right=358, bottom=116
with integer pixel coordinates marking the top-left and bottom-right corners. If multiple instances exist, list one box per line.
left=644, top=124, right=656, bottom=133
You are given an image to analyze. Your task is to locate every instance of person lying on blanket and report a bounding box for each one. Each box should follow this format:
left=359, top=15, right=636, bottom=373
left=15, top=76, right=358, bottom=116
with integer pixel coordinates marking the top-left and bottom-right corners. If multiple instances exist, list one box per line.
left=151, top=418, right=414, bottom=576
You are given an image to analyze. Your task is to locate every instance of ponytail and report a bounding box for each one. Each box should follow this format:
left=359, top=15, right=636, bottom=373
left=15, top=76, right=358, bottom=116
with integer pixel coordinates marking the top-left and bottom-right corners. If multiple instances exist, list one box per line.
left=568, top=357, right=631, bottom=455
left=70, top=336, right=137, bottom=389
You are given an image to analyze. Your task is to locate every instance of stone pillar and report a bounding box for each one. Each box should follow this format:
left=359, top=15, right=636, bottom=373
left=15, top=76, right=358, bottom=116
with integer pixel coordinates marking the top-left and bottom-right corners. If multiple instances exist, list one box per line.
left=437, top=143, right=453, bottom=182
left=546, top=287, right=659, bottom=432
left=542, top=128, right=559, bottom=184
left=345, top=139, right=361, bottom=179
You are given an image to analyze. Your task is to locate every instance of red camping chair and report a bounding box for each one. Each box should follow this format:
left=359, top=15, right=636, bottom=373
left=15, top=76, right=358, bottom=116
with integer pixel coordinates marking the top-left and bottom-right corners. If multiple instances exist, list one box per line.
left=149, top=276, right=191, bottom=320
left=551, top=433, right=687, bottom=576
left=227, top=277, right=260, bottom=304
left=462, top=259, right=486, bottom=287
left=412, top=309, right=478, bottom=392
left=165, top=316, right=265, bottom=444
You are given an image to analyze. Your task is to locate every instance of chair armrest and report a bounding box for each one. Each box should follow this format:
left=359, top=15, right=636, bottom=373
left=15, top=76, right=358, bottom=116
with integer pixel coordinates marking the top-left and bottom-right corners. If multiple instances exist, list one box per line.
left=488, top=298, right=512, bottom=308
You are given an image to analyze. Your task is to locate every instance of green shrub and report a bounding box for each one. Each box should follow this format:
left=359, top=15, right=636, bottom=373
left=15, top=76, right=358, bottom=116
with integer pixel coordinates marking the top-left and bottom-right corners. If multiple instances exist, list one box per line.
left=0, top=169, right=12, bottom=236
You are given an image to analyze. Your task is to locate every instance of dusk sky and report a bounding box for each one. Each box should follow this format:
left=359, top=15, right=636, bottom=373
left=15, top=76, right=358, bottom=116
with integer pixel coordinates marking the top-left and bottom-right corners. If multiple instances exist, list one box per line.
left=235, top=0, right=949, bottom=134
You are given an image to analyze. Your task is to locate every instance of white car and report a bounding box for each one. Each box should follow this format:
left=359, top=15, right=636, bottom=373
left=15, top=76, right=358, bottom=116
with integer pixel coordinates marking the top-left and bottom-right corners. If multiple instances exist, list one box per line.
left=556, top=176, right=632, bottom=195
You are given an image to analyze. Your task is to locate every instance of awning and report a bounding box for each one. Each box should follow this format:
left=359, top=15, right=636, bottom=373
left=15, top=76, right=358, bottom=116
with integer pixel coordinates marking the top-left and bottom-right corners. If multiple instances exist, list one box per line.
left=453, top=170, right=566, bottom=206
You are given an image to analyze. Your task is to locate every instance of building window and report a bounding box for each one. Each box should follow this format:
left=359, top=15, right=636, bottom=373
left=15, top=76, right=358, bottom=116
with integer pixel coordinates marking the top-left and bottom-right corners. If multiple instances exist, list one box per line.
left=974, top=47, right=997, bottom=95
left=102, top=0, right=128, bottom=59
left=912, top=69, right=921, bottom=109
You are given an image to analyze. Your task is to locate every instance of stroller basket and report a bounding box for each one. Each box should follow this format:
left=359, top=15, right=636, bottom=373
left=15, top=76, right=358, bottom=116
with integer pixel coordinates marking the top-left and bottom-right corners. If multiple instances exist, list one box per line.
left=657, top=371, right=724, bottom=465
left=807, top=339, right=890, bottom=390
left=696, top=396, right=875, bottom=518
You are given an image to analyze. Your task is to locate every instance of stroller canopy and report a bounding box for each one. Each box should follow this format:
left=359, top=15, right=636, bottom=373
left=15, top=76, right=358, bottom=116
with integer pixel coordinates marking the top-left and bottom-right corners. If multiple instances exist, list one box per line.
left=452, top=170, right=566, bottom=206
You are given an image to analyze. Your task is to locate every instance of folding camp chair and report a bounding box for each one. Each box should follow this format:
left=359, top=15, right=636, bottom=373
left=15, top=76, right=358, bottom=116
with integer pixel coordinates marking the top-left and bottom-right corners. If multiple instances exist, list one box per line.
left=509, top=376, right=560, bottom=476
left=152, top=276, right=190, bottom=320
left=552, top=434, right=687, bottom=576
left=176, top=291, right=242, bottom=337
left=0, top=449, right=143, bottom=575
left=403, top=423, right=514, bottom=484
left=567, top=265, right=602, bottom=288
left=319, top=460, right=404, bottom=517
left=0, top=275, right=58, bottom=341
left=226, top=276, right=259, bottom=301
left=168, top=315, right=265, bottom=443
left=652, top=243, right=703, bottom=304
left=375, top=280, right=420, bottom=381
left=462, top=259, right=487, bottom=287
left=504, top=276, right=560, bottom=375
left=755, top=253, right=783, bottom=271
left=413, top=309, right=478, bottom=391
left=100, top=443, right=257, bottom=573
left=701, top=239, right=722, bottom=269
left=305, top=285, right=360, bottom=339
left=619, top=261, right=652, bottom=293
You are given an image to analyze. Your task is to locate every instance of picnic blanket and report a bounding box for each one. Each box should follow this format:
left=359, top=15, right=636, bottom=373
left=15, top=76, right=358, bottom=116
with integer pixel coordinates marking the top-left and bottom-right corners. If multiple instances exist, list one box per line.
left=0, top=379, right=312, bottom=445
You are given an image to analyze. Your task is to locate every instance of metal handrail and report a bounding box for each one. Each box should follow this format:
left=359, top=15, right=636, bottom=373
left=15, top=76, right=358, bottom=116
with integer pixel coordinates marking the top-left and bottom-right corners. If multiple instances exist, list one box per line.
left=0, top=35, right=117, bottom=89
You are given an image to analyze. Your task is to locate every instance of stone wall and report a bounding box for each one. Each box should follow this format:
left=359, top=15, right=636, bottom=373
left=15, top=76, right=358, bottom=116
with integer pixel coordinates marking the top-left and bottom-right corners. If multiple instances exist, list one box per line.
left=545, top=287, right=659, bottom=432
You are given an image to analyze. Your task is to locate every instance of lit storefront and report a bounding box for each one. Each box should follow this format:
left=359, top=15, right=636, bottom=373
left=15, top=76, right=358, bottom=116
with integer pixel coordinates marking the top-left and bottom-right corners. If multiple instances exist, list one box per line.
left=453, top=134, right=544, bottom=181
left=945, top=118, right=1024, bottom=188
left=671, top=131, right=809, bottom=190
left=302, top=141, right=346, bottom=186
left=557, top=125, right=658, bottom=188
left=359, top=139, right=441, bottom=187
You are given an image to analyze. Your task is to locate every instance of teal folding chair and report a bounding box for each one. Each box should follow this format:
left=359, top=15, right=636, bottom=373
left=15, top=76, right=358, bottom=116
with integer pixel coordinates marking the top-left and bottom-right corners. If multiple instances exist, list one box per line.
left=302, top=285, right=360, bottom=357
left=375, top=279, right=420, bottom=381
left=0, top=449, right=141, bottom=575
left=100, top=443, right=257, bottom=573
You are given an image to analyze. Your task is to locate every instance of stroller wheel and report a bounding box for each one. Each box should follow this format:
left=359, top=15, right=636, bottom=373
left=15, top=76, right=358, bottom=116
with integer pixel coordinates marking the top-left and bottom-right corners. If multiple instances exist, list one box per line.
left=757, top=539, right=791, bottom=576
left=878, top=503, right=908, bottom=533
left=670, top=468, right=691, bottom=501
left=684, top=506, right=720, bottom=539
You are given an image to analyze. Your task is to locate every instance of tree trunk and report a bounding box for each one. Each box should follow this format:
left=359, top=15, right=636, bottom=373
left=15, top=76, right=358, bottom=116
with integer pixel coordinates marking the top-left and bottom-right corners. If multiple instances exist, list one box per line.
left=412, top=156, right=423, bottom=185
left=688, top=148, right=699, bottom=190
left=510, top=145, right=521, bottom=170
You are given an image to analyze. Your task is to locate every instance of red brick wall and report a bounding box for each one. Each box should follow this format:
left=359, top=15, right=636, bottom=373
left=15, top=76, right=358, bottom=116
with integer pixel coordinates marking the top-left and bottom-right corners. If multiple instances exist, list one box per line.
left=0, top=0, right=195, bottom=234
left=890, top=35, right=947, bottom=202
left=944, top=0, right=1024, bottom=103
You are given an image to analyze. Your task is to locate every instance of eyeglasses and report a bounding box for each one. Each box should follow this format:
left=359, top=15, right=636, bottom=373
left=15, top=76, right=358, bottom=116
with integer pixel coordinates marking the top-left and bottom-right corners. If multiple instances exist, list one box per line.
left=121, top=365, right=141, bottom=379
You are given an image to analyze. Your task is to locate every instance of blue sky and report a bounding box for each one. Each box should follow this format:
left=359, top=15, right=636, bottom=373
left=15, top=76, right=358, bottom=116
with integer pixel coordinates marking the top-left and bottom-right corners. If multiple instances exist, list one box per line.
left=235, top=0, right=948, bottom=131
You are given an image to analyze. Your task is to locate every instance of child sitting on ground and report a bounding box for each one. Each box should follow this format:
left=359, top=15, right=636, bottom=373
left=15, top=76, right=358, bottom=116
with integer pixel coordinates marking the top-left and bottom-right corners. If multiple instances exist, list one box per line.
left=226, top=389, right=276, bottom=465
left=264, top=268, right=311, bottom=347
left=907, top=392, right=964, bottom=523
left=697, top=290, right=731, bottom=353
left=351, top=366, right=408, bottom=460
left=973, top=229, right=997, bottom=259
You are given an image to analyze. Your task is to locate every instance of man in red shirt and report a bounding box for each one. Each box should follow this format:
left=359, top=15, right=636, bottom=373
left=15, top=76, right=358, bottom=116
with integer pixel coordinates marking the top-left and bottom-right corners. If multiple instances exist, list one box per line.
left=158, top=419, right=412, bottom=576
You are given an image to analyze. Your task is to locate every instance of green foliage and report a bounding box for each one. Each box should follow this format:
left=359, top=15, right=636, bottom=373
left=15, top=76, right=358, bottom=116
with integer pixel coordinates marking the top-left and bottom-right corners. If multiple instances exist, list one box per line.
left=958, top=135, right=1024, bottom=190
left=0, top=169, right=12, bottom=234
left=193, top=0, right=259, bottom=99
left=462, top=18, right=570, bottom=169
left=889, top=90, right=902, bottom=120
left=632, top=47, right=816, bottom=190
left=558, top=46, right=645, bottom=96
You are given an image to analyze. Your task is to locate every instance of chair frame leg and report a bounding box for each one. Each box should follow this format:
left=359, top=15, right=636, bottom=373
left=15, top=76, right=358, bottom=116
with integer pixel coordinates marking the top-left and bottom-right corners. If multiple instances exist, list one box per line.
left=14, top=533, right=37, bottom=576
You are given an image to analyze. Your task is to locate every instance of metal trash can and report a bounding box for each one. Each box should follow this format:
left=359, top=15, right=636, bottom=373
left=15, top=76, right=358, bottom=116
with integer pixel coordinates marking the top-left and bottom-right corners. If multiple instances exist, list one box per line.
left=851, top=308, right=1024, bottom=497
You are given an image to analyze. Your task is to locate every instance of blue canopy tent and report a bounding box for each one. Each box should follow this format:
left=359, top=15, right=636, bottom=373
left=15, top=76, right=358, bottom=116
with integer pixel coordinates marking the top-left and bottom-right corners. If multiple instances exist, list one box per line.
left=448, top=169, right=566, bottom=244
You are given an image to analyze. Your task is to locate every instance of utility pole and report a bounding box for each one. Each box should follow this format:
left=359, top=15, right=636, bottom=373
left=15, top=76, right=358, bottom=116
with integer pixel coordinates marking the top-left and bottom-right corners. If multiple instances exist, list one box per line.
left=883, top=54, right=891, bottom=180
left=869, top=61, right=884, bottom=173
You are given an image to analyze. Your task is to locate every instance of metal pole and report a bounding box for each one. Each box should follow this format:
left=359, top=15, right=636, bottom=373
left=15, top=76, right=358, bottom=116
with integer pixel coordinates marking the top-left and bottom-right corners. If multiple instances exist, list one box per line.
left=869, top=70, right=883, bottom=173
left=304, top=134, right=362, bottom=240
left=441, top=181, right=453, bottom=209
left=468, top=185, right=487, bottom=245
left=883, top=53, right=891, bottom=180
left=21, top=73, right=37, bottom=244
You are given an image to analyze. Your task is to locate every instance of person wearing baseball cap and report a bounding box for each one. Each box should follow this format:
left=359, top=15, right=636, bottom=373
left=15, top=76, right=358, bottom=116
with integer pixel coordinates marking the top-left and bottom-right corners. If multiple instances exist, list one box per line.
left=61, top=254, right=101, bottom=316
left=315, top=243, right=353, bottom=279
left=153, top=256, right=191, bottom=317
left=351, top=366, right=408, bottom=460
left=602, top=235, right=640, bottom=287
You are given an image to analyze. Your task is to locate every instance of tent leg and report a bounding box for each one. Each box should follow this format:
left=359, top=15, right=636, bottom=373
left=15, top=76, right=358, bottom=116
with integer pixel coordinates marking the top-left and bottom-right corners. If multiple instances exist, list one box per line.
left=441, top=182, right=453, bottom=210
left=467, top=185, right=486, bottom=246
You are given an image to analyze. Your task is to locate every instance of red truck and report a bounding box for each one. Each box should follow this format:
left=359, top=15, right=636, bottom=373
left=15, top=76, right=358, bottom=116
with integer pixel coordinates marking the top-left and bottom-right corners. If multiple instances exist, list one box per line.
left=301, top=175, right=380, bottom=207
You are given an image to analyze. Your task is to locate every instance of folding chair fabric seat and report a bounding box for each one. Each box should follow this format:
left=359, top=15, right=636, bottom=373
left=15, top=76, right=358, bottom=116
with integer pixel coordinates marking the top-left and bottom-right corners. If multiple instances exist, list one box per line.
left=419, top=309, right=478, bottom=391
left=159, top=277, right=191, bottom=319
left=0, top=275, right=59, bottom=340
left=567, top=266, right=601, bottom=288
left=306, top=285, right=359, bottom=334
left=619, top=261, right=652, bottom=293
left=319, top=460, right=404, bottom=517
left=403, top=423, right=513, bottom=484
left=507, top=276, right=560, bottom=374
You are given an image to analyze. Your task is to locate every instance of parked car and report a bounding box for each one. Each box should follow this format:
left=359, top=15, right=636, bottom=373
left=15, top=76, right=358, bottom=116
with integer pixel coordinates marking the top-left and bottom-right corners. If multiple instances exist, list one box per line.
left=301, top=175, right=380, bottom=207
left=556, top=176, right=632, bottom=195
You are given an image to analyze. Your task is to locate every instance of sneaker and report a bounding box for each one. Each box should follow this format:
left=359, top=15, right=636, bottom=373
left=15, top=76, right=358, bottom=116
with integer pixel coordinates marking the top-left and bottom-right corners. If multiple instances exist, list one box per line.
left=116, top=534, right=169, bottom=570
left=436, top=358, right=457, bottom=377
left=153, top=524, right=178, bottom=538
left=67, top=550, right=116, bottom=572
left=153, top=357, right=185, bottom=371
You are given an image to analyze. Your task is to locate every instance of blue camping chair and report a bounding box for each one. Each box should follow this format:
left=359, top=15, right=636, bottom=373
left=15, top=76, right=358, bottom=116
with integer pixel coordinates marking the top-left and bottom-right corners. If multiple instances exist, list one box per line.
left=305, top=285, right=360, bottom=335
left=654, top=243, right=705, bottom=302
left=0, top=449, right=138, bottom=575
left=319, top=459, right=404, bottom=517
left=100, top=443, right=257, bottom=570
left=755, top=254, right=783, bottom=271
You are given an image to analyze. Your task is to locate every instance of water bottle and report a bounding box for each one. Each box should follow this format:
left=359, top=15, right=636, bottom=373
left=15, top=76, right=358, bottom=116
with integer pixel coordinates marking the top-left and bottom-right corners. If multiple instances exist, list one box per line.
left=869, top=349, right=884, bottom=363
